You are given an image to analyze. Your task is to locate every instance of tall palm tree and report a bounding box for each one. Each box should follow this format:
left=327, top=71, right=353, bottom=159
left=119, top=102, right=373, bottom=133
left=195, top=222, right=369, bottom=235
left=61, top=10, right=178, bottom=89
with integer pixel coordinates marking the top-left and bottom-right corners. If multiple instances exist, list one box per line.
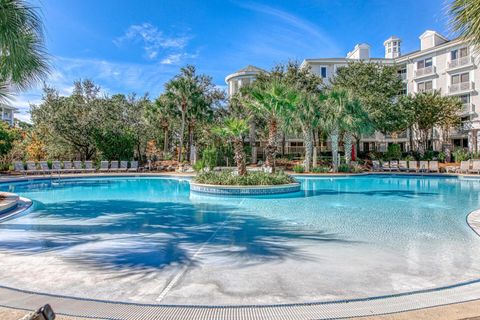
left=450, top=0, right=480, bottom=48
left=295, top=91, right=327, bottom=172
left=214, top=117, right=249, bottom=176
left=148, top=94, right=175, bottom=155
left=246, top=81, right=297, bottom=172
left=0, top=0, right=49, bottom=100
left=326, top=89, right=371, bottom=170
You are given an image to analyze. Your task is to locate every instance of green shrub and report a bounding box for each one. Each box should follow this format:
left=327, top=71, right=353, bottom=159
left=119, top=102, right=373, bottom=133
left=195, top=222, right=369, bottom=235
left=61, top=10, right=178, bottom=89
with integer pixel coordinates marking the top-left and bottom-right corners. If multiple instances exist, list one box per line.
left=437, top=152, right=446, bottom=163
left=194, top=170, right=295, bottom=186
left=385, top=144, right=402, bottom=161
left=163, top=152, right=173, bottom=160
left=311, top=166, right=330, bottom=173
left=338, top=163, right=351, bottom=173
left=192, top=159, right=206, bottom=172
left=403, top=154, right=415, bottom=161
left=452, top=148, right=469, bottom=162
left=202, top=147, right=218, bottom=169
left=292, top=164, right=304, bottom=173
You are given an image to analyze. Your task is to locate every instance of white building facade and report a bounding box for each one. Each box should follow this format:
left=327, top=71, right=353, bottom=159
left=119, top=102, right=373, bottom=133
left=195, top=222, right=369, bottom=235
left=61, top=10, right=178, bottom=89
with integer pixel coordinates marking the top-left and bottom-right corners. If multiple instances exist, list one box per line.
left=0, top=104, right=16, bottom=126
left=226, top=30, right=480, bottom=155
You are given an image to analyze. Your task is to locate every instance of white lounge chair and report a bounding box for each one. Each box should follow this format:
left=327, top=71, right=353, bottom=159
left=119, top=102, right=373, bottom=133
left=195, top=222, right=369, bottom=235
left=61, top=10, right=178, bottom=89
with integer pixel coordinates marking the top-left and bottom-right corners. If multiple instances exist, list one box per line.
left=13, top=161, right=25, bottom=175
left=468, top=160, right=480, bottom=174
left=84, top=161, right=95, bottom=173
left=61, top=161, right=75, bottom=174
left=459, top=160, right=470, bottom=174
left=26, top=161, right=41, bottom=175
left=429, top=161, right=439, bottom=173
left=99, top=161, right=109, bottom=172
left=419, top=161, right=429, bottom=172
left=119, top=161, right=128, bottom=172
left=381, top=161, right=391, bottom=171
left=390, top=160, right=399, bottom=171
left=109, top=161, right=119, bottom=172
left=128, top=161, right=139, bottom=172
left=399, top=160, right=408, bottom=171
left=52, top=161, right=62, bottom=173
left=408, top=161, right=418, bottom=172
left=39, top=161, right=51, bottom=174
left=73, top=161, right=85, bottom=173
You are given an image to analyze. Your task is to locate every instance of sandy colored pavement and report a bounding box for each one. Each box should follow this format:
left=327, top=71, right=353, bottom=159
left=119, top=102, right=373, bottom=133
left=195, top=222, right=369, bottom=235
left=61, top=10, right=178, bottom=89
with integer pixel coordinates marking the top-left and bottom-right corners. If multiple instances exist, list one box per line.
left=1, top=300, right=480, bottom=320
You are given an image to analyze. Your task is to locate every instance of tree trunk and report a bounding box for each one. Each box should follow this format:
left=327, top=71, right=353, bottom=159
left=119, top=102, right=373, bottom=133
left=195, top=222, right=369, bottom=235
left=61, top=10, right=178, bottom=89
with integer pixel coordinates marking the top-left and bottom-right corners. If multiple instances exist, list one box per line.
left=303, top=126, right=313, bottom=172
left=187, top=123, right=194, bottom=163
left=409, top=125, right=414, bottom=153
left=331, top=126, right=339, bottom=172
left=233, top=139, right=247, bottom=176
left=265, top=119, right=278, bottom=173
left=344, top=133, right=352, bottom=164
left=178, top=105, right=186, bottom=162
left=163, top=126, right=169, bottom=155
left=249, top=118, right=256, bottom=164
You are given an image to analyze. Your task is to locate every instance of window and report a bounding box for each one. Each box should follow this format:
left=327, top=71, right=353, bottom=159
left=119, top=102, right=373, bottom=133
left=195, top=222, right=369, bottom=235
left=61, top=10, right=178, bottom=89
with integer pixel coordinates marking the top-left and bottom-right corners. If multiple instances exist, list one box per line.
left=320, top=67, right=327, bottom=78
left=418, top=81, right=433, bottom=92
left=417, top=57, right=432, bottom=69
left=459, top=94, right=470, bottom=104
left=451, top=72, right=469, bottom=84
left=451, top=47, right=468, bottom=60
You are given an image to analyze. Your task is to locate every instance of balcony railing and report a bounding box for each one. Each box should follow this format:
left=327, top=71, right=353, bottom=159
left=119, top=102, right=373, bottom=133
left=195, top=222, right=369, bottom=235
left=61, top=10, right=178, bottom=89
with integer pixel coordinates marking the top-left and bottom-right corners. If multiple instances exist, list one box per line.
left=448, top=56, right=473, bottom=69
left=449, top=81, right=475, bottom=94
left=461, top=103, right=475, bottom=115
left=414, top=66, right=436, bottom=78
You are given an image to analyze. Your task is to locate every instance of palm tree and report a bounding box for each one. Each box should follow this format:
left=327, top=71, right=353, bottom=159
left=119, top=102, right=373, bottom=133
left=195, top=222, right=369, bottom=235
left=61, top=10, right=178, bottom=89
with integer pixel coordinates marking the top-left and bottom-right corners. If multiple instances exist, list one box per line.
left=450, top=0, right=480, bottom=48
left=148, top=94, right=175, bottom=155
left=0, top=0, right=49, bottom=100
left=295, top=91, right=327, bottom=172
left=214, top=118, right=249, bottom=176
left=326, top=89, right=370, bottom=170
left=246, top=81, right=297, bottom=172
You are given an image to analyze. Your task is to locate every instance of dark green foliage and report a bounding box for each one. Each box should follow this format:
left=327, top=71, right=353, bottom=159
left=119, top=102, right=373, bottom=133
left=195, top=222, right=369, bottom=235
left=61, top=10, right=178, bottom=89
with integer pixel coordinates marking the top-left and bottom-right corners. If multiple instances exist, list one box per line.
left=0, top=122, right=17, bottom=156
left=194, top=170, right=295, bottom=186
left=292, top=164, right=305, bottom=173
left=93, top=129, right=135, bottom=160
left=385, top=144, right=402, bottom=160
left=202, top=146, right=218, bottom=169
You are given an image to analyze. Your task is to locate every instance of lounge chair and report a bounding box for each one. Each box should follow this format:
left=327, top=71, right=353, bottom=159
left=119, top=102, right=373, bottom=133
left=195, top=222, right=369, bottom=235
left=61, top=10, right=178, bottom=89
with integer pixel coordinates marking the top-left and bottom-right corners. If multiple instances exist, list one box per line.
left=128, top=161, right=139, bottom=172
left=459, top=160, right=470, bottom=174
left=419, top=161, right=429, bottom=172
left=26, top=161, right=41, bottom=175
left=399, top=160, right=408, bottom=172
left=408, top=161, right=418, bottom=172
left=390, top=160, right=399, bottom=171
left=39, top=161, right=51, bottom=174
left=52, top=161, right=62, bottom=174
left=119, top=161, right=128, bottom=172
left=13, top=161, right=26, bottom=175
left=99, top=161, right=109, bottom=172
left=381, top=161, right=391, bottom=171
left=84, top=161, right=95, bottom=173
left=61, top=161, right=76, bottom=174
left=468, top=160, right=480, bottom=174
left=109, top=161, right=119, bottom=172
left=429, top=160, right=439, bottom=173
left=73, top=161, right=85, bottom=173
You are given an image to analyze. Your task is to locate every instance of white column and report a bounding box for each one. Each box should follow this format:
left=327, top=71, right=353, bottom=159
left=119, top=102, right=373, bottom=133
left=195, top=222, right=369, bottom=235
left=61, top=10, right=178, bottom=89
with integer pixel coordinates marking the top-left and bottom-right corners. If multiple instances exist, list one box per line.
left=468, top=131, right=473, bottom=151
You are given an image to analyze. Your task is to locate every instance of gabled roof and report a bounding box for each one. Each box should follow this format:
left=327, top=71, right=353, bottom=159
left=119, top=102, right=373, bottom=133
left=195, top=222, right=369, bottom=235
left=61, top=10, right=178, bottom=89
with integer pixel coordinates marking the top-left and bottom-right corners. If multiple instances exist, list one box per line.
left=235, top=65, right=264, bottom=73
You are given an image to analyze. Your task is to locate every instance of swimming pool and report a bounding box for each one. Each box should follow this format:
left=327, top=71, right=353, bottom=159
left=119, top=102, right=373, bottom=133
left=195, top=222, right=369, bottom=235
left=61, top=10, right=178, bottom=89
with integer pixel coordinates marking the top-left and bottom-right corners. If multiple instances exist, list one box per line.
left=0, top=175, right=479, bottom=306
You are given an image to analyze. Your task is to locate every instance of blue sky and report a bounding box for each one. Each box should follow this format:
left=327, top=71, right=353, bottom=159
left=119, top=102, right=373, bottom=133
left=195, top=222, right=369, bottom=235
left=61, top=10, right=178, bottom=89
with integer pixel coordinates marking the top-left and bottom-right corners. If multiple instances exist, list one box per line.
left=15, top=0, right=451, bottom=121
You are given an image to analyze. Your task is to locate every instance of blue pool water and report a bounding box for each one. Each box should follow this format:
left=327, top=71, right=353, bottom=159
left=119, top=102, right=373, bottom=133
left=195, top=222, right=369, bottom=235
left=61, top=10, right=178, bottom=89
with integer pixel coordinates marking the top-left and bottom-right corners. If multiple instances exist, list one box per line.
left=0, top=175, right=479, bottom=305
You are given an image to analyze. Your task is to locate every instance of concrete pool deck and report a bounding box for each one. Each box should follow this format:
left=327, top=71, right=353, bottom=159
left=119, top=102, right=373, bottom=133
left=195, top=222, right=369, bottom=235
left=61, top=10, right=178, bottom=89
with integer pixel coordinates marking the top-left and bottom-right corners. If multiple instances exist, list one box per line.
left=1, top=173, right=480, bottom=319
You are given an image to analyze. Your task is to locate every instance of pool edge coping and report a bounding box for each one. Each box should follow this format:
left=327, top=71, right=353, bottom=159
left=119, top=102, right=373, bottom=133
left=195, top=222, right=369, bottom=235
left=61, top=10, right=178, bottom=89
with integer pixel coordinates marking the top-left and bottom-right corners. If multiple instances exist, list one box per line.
left=0, top=174, right=480, bottom=319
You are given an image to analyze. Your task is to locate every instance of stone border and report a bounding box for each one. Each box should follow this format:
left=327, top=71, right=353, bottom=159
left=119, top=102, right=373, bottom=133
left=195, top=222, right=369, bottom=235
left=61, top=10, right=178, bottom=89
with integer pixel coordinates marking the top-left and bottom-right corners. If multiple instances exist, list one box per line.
left=0, top=192, right=19, bottom=214
left=0, top=196, right=32, bottom=222
left=190, top=181, right=301, bottom=195
left=467, top=209, right=480, bottom=237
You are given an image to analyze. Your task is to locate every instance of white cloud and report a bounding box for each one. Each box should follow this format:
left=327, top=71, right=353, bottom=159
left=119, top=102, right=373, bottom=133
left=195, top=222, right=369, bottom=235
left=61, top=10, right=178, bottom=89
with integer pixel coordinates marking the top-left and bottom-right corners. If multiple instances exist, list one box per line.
left=114, top=23, right=193, bottom=63
left=161, top=51, right=199, bottom=65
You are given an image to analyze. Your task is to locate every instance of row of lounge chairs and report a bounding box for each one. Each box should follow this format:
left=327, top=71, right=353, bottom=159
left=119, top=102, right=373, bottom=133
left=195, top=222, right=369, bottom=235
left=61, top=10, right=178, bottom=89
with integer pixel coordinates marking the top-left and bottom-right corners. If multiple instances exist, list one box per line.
left=372, top=160, right=439, bottom=173
left=458, top=160, right=480, bottom=174
left=14, top=160, right=139, bottom=175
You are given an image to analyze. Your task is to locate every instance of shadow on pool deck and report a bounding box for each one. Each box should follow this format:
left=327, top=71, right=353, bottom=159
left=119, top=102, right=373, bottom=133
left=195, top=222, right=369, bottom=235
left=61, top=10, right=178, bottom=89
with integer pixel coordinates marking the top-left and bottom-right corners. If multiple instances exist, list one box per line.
left=0, top=200, right=353, bottom=275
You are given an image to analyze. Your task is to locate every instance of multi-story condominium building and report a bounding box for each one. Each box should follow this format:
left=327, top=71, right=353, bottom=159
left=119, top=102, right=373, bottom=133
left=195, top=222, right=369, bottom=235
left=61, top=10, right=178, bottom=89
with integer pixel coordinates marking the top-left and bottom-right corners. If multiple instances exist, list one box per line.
left=0, top=104, right=16, bottom=126
left=225, top=30, right=480, bottom=156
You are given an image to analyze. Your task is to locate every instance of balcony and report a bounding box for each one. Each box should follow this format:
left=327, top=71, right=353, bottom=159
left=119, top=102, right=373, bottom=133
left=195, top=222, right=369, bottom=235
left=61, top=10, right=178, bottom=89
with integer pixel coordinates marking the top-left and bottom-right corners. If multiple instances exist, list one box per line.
left=447, top=56, right=474, bottom=71
left=460, top=103, right=476, bottom=115
left=448, top=81, right=475, bottom=95
left=414, top=66, right=436, bottom=79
